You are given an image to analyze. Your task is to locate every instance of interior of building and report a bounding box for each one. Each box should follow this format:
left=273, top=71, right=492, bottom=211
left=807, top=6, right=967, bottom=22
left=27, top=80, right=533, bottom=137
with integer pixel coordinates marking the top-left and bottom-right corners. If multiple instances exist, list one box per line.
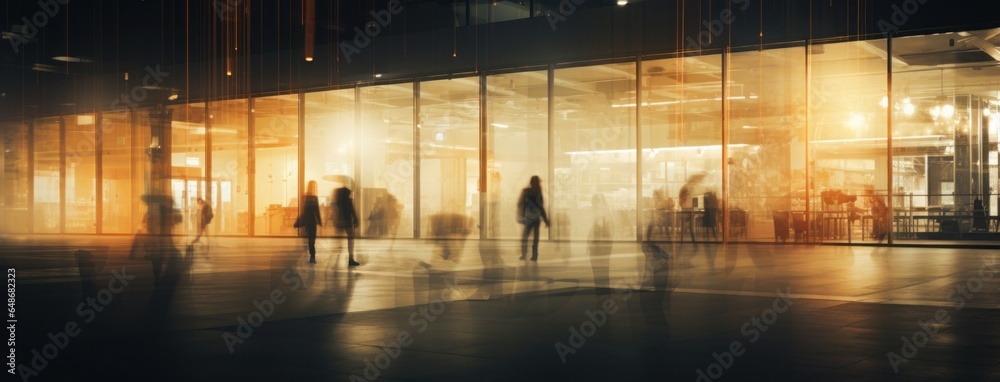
left=3, top=1, right=1000, bottom=381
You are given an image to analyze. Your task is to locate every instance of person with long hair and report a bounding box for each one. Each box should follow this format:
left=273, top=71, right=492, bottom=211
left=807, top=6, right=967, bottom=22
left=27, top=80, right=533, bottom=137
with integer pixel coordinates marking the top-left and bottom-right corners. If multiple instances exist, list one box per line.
left=294, top=180, right=322, bottom=264
left=517, top=175, right=550, bottom=261
left=334, top=186, right=361, bottom=266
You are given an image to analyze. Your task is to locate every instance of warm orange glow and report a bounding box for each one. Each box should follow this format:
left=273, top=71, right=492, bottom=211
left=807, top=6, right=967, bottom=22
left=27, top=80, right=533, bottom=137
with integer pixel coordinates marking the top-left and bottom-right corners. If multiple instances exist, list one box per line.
left=304, top=0, right=315, bottom=65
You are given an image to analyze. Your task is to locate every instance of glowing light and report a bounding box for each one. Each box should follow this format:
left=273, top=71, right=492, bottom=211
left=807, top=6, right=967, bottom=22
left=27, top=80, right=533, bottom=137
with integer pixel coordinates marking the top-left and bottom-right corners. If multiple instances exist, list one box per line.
left=903, top=102, right=915, bottom=115
left=846, top=113, right=866, bottom=130
left=879, top=96, right=889, bottom=108
left=941, top=104, right=955, bottom=119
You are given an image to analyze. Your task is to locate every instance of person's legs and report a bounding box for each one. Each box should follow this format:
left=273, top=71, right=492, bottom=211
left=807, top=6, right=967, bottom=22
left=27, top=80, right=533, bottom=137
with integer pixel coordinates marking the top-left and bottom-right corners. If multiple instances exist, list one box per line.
left=307, top=226, right=317, bottom=263
left=530, top=221, right=541, bottom=260
left=520, top=223, right=532, bottom=259
left=191, top=225, right=205, bottom=243
left=347, top=227, right=360, bottom=265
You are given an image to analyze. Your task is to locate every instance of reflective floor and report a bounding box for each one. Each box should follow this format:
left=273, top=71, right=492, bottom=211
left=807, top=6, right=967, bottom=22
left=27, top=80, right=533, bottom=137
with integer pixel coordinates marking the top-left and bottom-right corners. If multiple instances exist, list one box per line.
left=2, top=234, right=999, bottom=381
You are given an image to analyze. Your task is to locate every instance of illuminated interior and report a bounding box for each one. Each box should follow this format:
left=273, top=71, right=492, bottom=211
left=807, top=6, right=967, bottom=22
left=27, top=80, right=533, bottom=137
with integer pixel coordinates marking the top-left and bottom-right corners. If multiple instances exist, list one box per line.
left=4, top=27, right=1000, bottom=243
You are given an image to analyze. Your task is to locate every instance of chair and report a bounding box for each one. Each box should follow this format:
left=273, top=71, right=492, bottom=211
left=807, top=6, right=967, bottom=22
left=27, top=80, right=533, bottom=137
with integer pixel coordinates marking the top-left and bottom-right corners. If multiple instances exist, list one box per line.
left=772, top=211, right=789, bottom=242
left=791, top=212, right=808, bottom=242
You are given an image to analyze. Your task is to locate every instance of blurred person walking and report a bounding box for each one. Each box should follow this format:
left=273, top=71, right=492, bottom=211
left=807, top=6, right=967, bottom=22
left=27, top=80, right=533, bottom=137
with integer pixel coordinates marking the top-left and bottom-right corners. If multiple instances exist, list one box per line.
left=517, top=175, right=550, bottom=261
left=294, top=181, right=323, bottom=264
left=190, top=197, right=214, bottom=248
left=334, top=186, right=361, bottom=266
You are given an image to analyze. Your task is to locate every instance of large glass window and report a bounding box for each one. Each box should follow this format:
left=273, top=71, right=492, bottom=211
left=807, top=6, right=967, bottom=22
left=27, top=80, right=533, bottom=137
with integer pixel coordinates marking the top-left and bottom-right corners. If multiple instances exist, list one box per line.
left=210, top=99, right=251, bottom=236
left=304, top=89, right=355, bottom=237
left=419, top=77, right=481, bottom=238
left=33, top=118, right=61, bottom=233
left=65, top=114, right=98, bottom=233
left=809, top=40, right=888, bottom=243
left=360, top=84, right=415, bottom=239
left=640, top=55, right=723, bottom=242
left=889, top=29, right=1000, bottom=242
left=554, top=62, right=637, bottom=241
left=2, top=122, right=29, bottom=233
left=169, top=105, right=208, bottom=236
left=727, top=46, right=807, bottom=242
left=100, top=111, right=134, bottom=234
left=253, top=94, right=300, bottom=236
left=486, top=71, right=549, bottom=239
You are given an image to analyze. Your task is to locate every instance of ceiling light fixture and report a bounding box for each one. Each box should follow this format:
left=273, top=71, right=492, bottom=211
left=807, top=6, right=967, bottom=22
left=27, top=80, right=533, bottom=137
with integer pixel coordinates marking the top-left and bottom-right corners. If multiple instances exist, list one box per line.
left=52, top=56, right=92, bottom=63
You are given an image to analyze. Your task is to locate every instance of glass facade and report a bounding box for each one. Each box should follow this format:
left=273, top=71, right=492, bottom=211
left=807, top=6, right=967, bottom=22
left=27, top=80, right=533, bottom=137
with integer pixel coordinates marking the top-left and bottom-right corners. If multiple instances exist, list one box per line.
left=65, top=114, right=98, bottom=233
left=304, top=89, right=355, bottom=237
left=4, top=28, right=1000, bottom=245
left=554, top=62, right=637, bottom=241
left=253, top=94, right=300, bottom=236
left=360, top=84, right=415, bottom=239
left=419, top=77, right=481, bottom=238
left=100, top=111, right=135, bottom=234
left=169, top=105, right=208, bottom=236
left=210, top=99, right=251, bottom=236
left=486, top=71, right=548, bottom=239
left=32, top=117, right=61, bottom=233
left=1, top=122, right=29, bottom=233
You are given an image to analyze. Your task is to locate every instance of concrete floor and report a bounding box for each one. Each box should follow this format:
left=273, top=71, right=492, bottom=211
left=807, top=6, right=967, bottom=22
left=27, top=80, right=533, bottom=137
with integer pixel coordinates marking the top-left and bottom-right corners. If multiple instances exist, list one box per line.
left=2, top=234, right=999, bottom=381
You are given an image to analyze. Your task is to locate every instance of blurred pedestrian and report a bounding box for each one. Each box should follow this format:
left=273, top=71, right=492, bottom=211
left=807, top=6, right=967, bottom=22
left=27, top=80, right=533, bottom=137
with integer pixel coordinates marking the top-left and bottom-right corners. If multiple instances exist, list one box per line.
left=190, top=197, right=214, bottom=247
left=294, top=181, right=322, bottom=264
left=334, top=186, right=361, bottom=266
left=517, top=175, right=550, bottom=261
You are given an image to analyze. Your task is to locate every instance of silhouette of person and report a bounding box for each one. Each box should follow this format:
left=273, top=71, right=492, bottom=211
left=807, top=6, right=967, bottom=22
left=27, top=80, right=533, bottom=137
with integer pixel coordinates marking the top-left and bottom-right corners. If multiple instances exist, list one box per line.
left=871, top=196, right=888, bottom=242
left=517, top=175, right=550, bottom=261
left=294, top=181, right=322, bottom=264
left=134, top=194, right=183, bottom=287
left=702, top=191, right=719, bottom=240
left=384, top=193, right=401, bottom=238
left=191, top=197, right=213, bottom=246
left=334, top=186, right=361, bottom=266
left=678, top=185, right=695, bottom=242
left=973, top=198, right=987, bottom=231
left=366, top=196, right=386, bottom=237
